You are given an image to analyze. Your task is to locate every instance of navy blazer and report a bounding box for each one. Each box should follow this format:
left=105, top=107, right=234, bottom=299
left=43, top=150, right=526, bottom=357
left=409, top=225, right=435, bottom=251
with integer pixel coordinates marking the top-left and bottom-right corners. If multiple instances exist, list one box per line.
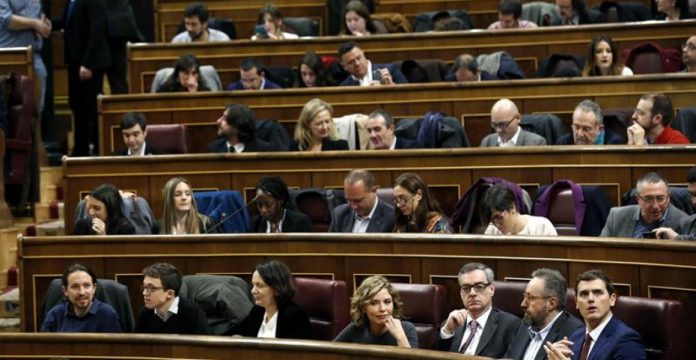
left=339, top=63, right=408, bottom=86
left=505, top=311, right=583, bottom=360
left=226, top=78, right=282, bottom=91
left=113, top=143, right=164, bottom=156
left=555, top=129, right=625, bottom=145
left=289, top=138, right=349, bottom=151
left=328, top=199, right=395, bottom=233
left=437, top=307, right=521, bottom=358
left=249, top=209, right=313, bottom=233
left=568, top=316, right=645, bottom=360
left=207, top=138, right=276, bottom=153
left=395, top=137, right=420, bottom=149
left=225, top=301, right=311, bottom=340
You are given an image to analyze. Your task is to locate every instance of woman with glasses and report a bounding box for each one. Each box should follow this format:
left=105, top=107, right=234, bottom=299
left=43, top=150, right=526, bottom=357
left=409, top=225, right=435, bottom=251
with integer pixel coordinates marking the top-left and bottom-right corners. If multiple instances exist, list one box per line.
left=334, top=275, right=418, bottom=348
left=249, top=176, right=313, bottom=233
left=160, top=177, right=215, bottom=234
left=393, top=173, right=452, bottom=233
left=482, top=185, right=557, bottom=236
left=225, top=260, right=311, bottom=339
left=582, top=35, right=632, bottom=77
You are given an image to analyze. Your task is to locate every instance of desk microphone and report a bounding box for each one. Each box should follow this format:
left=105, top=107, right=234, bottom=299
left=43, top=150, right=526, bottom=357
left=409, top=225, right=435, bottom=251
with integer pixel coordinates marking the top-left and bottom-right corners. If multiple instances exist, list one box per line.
left=205, top=194, right=260, bottom=234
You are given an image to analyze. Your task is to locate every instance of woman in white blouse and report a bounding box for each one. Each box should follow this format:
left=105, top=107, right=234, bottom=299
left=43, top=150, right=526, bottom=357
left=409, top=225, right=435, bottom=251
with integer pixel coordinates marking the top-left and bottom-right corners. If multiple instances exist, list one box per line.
left=483, top=185, right=558, bottom=236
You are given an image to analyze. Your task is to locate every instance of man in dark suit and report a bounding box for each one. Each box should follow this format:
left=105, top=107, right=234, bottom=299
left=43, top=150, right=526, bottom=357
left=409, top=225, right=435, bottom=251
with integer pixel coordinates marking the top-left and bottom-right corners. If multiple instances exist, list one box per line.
left=104, top=0, right=142, bottom=94
left=437, top=262, right=521, bottom=358
left=207, top=104, right=275, bottom=153
left=544, top=270, right=645, bottom=360
left=366, top=109, right=419, bottom=150
left=555, top=0, right=604, bottom=25
left=329, top=169, right=395, bottom=233
left=555, top=100, right=625, bottom=145
left=506, top=268, right=583, bottom=360
left=226, top=58, right=281, bottom=90
left=249, top=176, right=313, bottom=233
left=113, top=112, right=162, bottom=156
left=338, top=42, right=408, bottom=86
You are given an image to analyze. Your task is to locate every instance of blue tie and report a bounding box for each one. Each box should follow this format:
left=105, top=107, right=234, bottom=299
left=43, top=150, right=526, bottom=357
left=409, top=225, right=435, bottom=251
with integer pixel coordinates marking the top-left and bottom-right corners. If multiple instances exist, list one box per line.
left=66, top=0, right=77, bottom=24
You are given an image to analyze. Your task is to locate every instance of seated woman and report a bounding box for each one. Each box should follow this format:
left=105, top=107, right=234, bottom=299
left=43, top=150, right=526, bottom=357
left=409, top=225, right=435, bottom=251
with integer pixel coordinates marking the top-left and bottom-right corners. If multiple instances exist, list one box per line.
left=249, top=176, right=313, bottom=233
left=582, top=35, right=633, bottom=77
left=74, top=184, right=135, bottom=235
left=393, top=173, right=452, bottom=233
left=340, top=0, right=379, bottom=36
left=297, top=51, right=336, bottom=87
left=251, top=3, right=299, bottom=40
left=334, top=275, right=418, bottom=348
left=156, top=54, right=211, bottom=93
left=226, top=260, right=311, bottom=339
left=160, top=177, right=215, bottom=234
left=482, top=185, right=557, bottom=236
left=290, top=98, right=349, bottom=151
left=655, top=0, right=693, bottom=20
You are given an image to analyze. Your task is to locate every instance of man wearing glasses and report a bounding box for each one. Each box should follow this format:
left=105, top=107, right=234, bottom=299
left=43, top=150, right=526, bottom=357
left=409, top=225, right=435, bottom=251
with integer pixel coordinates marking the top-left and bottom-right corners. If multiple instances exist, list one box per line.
left=480, top=99, right=547, bottom=147
left=135, top=262, right=209, bottom=334
left=682, top=36, right=696, bottom=73
left=600, top=172, right=688, bottom=238
left=505, top=268, right=583, bottom=360
left=626, top=93, right=690, bottom=145
left=555, top=100, right=625, bottom=145
left=655, top=165, right=696, bottom=240
left=437, top=262, right=521, bottom=357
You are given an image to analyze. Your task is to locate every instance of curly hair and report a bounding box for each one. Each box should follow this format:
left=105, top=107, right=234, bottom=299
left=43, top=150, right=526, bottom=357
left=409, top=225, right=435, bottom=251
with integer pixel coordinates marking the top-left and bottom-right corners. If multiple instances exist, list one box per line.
left=349, top=275, right=404, bottom=328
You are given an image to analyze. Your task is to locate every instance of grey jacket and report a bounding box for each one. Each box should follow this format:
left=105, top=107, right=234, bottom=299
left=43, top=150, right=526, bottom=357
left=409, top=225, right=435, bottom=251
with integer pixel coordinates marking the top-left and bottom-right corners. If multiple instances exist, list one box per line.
left=480, top=129, right=547, bottom=147
left=600, top=204, right=688, bottom=238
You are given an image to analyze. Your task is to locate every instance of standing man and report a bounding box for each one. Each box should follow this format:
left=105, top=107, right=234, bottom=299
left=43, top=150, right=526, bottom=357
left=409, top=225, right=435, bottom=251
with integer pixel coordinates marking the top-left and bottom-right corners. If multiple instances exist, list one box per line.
left=556, top=100, right=625, bottom=145
left=506, top=268, right=583, bottom=360
left=437, top=262, right=521, bottom=358
left=366, top=109, right=419, bottom=150
left=627, top=93, right=690, bottom=145
left=104, top=0, right=142, bottom=94
left=329, top=169, right=395, bottom=233
left=480, top=99, right=547, bottom=147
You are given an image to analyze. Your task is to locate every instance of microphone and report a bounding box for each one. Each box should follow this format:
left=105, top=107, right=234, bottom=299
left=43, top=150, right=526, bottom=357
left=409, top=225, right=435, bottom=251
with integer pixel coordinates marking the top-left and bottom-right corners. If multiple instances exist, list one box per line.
left=205, top=194, right=260, bottom=234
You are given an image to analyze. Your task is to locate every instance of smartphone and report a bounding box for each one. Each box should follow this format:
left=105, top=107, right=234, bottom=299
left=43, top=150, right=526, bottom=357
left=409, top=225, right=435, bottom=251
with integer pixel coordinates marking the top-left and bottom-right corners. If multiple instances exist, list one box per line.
left=372, top=69, right=383, bottom=83
left=642, top=231, right=657, bottom=239
left=254, top=25, right=268, bottom=38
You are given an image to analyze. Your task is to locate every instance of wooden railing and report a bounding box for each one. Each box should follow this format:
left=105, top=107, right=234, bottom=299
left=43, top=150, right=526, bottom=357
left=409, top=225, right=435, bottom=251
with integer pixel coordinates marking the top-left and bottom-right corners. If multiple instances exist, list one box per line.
left=0, top=47, right=33, bottom=79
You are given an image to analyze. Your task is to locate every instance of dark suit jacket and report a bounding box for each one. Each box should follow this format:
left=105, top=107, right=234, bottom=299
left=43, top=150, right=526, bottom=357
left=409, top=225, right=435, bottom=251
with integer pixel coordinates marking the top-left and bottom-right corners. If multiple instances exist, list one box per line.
left=113, top=143, right=164, bottom=156
left=580, top=9, right=605, bottom=24
left=226, top=78, right=282, bottom=91
left=505, top=311, right=584, bottom=360
left=207, top=138, right=275, bottom=153
left=328, top=199, right=395, bottom=233
left=569, top=316, right=645, bottom=360
left=339, top=63, right=408, bottom=86
left=289, top=138, right=349, bottom=151
left=61, top=0, right=111, bottom=70
left=249, top=209, right=313, bottom=233
left=225, top=301, right=311, bottom=340
left=437, top=307, right=521, bottom=358
left=395, top=137, right=420, bottom=149
left=600, top=204, right=688, bottom=238
left=104, top=0, right=142, bottom=41
left=555, top=129, right=625, bottom=145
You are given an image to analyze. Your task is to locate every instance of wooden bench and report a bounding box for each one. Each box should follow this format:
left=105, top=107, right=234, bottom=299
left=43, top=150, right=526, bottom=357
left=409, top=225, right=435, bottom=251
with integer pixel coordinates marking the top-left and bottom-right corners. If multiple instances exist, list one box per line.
left=0, top=47, right=33, bottom=79
left=127, top=19, right=694, bottom=93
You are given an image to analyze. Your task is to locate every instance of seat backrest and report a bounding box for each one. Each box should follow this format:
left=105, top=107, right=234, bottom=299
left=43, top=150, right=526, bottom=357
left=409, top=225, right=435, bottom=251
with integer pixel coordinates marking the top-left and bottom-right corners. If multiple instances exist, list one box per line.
left=264, top=65, right=295, bottom=89
left=293, top=277, right=350, bottom=340
left=628, top=52, right=665, bottom=74
left=376, top=188, right=394, bottom=207
left=193, top=190, right=250, bottom=233
left=291, top=189, right=332, bottom=232
left=4, top=73, right=34, bottom=186
left=491, top=281, right=526, bottom=319
left=179, top=274, right=253, bottom=335
left=547, top=188, right=577, bottom=235
left=601, top=108, right=632, bottom=141
left=412, top=10, right=473, bottom=32
left=145, top=124, right=188, bottom=154
left=392, top=283, right=448, bottom=349
left=672, top=107, right=696, bottom=143
left=520, top=113, right=565, bottom=145
left=283, top=17, right=319, bottom=37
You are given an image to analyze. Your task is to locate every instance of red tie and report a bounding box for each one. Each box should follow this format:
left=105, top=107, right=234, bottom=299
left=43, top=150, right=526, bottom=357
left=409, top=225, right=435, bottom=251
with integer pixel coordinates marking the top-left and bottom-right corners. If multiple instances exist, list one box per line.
left=459, top=320, right=478, bottom=354
left=579, top=333, right=593, bottom=360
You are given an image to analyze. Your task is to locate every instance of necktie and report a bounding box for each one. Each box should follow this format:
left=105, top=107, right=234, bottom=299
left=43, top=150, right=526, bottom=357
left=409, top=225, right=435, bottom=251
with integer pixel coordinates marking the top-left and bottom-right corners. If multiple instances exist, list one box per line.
left=459, top=320, right=478, bottom=354
left=579, top=333, right=593, bottom=360
left=66, top=0, right=77, bottom=24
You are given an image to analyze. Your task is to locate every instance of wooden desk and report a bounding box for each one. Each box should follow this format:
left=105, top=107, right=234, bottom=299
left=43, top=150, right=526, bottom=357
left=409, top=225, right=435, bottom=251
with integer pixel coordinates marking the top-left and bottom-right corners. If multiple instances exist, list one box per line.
left=0, top=333, right=478, bottom=359
left=127, top=20, right=693, bottom=93
left=101, top=73, right=696, bottom=154
left=0, top=47, right=33, bottom=79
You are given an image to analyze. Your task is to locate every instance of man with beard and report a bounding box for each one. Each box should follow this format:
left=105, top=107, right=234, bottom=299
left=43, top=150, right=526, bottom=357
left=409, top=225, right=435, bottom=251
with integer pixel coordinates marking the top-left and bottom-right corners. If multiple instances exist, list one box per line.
left=437, top=262, right=521, bottom=358
left=681, top=35, right=696, bottom=73
left=338, top=42, right=408, bottom=86
left=207, top=104, right=276, bottom=153
left=505, top=268, right=583, bottom=360
left=249, top=176, right=313, bottom=233
left=626, top=93, right=689, bottom=145
left=555, top=100, right=625, bottom=145
left=40, top=263, right=122, bottom=332
left=171, top=2, right=229, bottom=43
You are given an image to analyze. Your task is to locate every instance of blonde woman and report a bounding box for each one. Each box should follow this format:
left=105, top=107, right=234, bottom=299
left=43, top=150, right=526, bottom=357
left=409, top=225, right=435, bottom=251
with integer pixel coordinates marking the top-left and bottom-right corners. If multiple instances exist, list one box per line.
left=334, top=275, right=418, bottom=348
left=290, top=98, right=349, bottom=151
left=160, top=177, right=215, bottom=234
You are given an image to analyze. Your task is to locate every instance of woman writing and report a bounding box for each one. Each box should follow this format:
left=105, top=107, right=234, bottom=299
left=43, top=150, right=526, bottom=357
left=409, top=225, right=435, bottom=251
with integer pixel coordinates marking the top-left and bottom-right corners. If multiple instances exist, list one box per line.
left=393, top=173, right=452, bottom=233
left=482, top=185, right=557, bottom=236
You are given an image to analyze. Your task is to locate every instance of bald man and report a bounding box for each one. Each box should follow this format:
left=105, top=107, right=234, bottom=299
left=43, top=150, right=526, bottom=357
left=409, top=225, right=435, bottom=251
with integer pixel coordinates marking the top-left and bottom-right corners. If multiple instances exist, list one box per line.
left=683, top=35, right=696, bottom=73
left=480, top=99, right=547, bottom=147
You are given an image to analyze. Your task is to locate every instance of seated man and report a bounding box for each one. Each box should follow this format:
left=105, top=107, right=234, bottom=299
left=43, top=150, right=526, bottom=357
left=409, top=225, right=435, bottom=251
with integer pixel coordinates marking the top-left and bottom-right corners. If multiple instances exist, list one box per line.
left=655, top=165, right=696, bottom=240
left=171, top=2, right=229, bottom=43
left=446, top=54, right=498, bottom=82
left=627, top=93, right=690, bottom=145
left=600, top=172, right=688, bottom=238
left=226, top=57, right=281, bottom=90
left=556, top=100, right=625, bottom=145
left=135, top=262, right=208, bottom=334
left=113, top=112, right=162, bottom=156
left=366, top=109, right=419, bottom=150
left=41, top=263, right=122, bottom=332
left=207, top=104, right=275, bottom=153
left=480, top=99, right=547, bottom=147
left=544, top=270, right=645, bottom=360
left=338, top=42, right=408, bottom=86
left=488, top=0, right=538, bottom=29
left=329, top=169, right=395, bottom=233
left=555, top=0, right=604, bottom=25
left=249, top=176, right=313, bottom=233
left=683, top=36, right=696, bottom=73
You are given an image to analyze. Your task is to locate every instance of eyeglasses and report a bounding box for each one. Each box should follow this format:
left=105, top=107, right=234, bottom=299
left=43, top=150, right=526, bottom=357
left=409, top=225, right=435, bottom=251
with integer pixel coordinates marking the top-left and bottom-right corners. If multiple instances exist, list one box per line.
left=141, top=285, right=164, bottom=293
left=683, top=42, right=696, bottom=51
left=490, top=116, right=516, bottom=130
left=636, top=194, right=669, bottom=205
left=393, top=193, right=416, bottom=206
left=460, top=282, right=491, bottom=293
left=522, top=293, right=550, bottom=303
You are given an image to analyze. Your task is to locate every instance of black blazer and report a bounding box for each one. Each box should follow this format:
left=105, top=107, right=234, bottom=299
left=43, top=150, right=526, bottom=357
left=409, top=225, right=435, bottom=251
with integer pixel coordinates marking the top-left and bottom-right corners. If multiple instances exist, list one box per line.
left=505, top=311, right=583, bottom=360
left=289, top=138, right=349, bottom=151
left=339, top=63, right=409, bottom=86
left=249, top=209, right=313, bottom=233
left=554, top=129, right=625, bottom=145
left=207, top=138, right=276, bottom=153
left=395, top=137, right=420, bottom=149
left=437, top=307, right=521, bottom=358
left=113, top=144, right=164, bottom=156
left=60, top=0, right=111, bottom=70
left=225, top=301, right=311, bottom=340
left=328, top=199, right=395, bottom=233
left=74, top=217, right=135, bottom=235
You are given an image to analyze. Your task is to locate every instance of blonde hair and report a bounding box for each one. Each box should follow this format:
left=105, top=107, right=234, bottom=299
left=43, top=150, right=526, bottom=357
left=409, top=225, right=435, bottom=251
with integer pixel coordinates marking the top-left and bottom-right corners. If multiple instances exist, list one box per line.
left=293, top=98, right=337, bottom=151
left=349, top=275, right=404, bottom=328
left=161, top=177, right=207, bottom=234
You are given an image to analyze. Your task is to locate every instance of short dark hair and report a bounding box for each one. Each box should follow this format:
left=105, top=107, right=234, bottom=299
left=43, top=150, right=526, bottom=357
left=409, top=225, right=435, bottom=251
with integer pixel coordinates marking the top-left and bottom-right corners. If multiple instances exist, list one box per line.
left=575, top=269, right=615, bottom=295
left=255, top=260, right=296, bottom=305
left=687, top=165, right=696, bottom=183
left=640, top=93, right=673, bottom=126
left=481, top=185, right=517, bottom=224
left=120, top=112, right=147, bottom=131
left=498, top=0, right=523, bottom=18
left=258, top=3, right=283, bottom=23
left=532, top=268, right=567, bottom=311
left=184, top=2, right=209, bottom=23
left=62, top=263, right=97, bottom=287
left=458, top=262, right=495, bottom=283
left=368, top=109, right=394, bottom=128
left=223, top=103, right=256, bottom=142
left=256, top=176, right=290, bottom=208
left=143, top=262, right=183, bottom=295
left=636, top=172, right=669, bottom=193
left=241, top=57, right=262, bottom=74
left=345, top=169, right=376, bottom=189
left=338, top=41, right=360, bottom=62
